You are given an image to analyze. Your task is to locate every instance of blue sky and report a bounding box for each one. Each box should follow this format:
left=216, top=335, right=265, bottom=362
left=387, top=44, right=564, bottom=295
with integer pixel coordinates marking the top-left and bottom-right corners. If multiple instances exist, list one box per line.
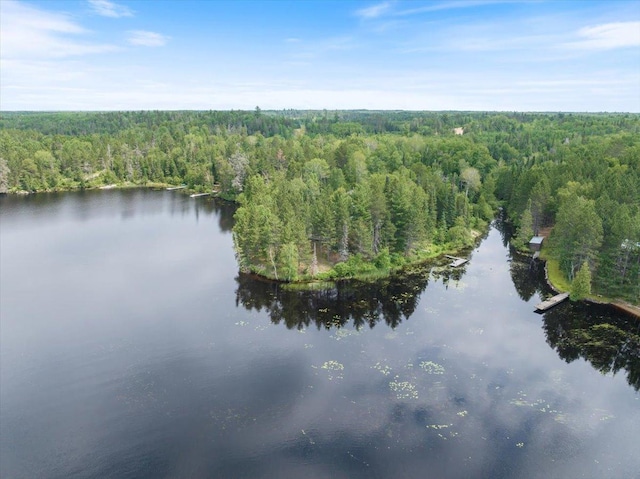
left=1, top=0, right=639, bottom=111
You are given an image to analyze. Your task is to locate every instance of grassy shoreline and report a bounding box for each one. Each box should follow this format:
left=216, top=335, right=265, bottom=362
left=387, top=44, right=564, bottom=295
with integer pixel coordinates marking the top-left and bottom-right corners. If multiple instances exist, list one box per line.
left=538, top=249, right=640, bottom=318
left=6, top=181, right=178, bottom=195
left=276, top=248, right=471, bottom=291
left=248, top=232, right=484, bottom=290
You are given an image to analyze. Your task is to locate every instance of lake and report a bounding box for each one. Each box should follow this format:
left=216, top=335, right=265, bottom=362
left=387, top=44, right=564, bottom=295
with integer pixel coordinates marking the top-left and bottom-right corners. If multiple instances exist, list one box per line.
left=1, top=189, right=638, bottom=479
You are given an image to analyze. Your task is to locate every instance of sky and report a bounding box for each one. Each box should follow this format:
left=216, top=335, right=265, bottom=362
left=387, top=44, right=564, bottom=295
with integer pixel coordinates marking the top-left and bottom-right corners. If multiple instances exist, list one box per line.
left=1, top=0, right=639, bottom=112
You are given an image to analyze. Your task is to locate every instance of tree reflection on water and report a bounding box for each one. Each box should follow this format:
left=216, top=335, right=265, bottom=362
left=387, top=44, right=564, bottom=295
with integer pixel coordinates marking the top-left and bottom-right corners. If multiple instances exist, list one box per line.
left=542, top=302, right=640, bottom=391
left=235, top=261, right=466, bottom=331
left=233, top=211, right=640, bottom=392
left=496, top=213, right=640, bottom=392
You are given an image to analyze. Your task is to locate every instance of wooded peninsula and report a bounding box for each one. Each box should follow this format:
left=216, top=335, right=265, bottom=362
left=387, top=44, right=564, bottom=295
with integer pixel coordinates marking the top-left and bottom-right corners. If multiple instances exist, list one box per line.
left=1, top=110, right=638, bottom=304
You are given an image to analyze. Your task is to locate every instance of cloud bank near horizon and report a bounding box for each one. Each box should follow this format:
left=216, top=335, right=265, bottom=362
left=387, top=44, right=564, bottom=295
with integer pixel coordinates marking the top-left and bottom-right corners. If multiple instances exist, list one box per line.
left=1, top=0, right=638, bottom=112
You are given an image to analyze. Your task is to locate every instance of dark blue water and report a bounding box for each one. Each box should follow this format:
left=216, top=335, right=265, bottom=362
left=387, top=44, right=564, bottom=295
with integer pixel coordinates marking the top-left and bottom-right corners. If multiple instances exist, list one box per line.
left=1, top=190, right=638, bottom=479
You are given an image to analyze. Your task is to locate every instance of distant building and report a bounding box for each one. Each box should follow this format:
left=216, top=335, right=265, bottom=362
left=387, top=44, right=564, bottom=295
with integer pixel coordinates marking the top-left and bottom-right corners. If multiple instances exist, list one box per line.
left=529, top=236, right=544, bottom=251
left=621, top=239, right=640, bottom=251
left=453, top=127, right=464, bottom=135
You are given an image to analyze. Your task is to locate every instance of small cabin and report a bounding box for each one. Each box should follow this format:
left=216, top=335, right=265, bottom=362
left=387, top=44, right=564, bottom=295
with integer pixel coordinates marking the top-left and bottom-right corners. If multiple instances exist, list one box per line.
left=529, top=236, right=544, bottom=251
left=621, top=239, right=640, bottom=251
left=453, top=127, right=464, bottom=135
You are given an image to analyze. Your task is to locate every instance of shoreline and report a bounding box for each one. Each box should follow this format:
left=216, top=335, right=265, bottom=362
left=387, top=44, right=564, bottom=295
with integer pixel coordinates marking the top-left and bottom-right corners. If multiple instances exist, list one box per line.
left=609, top=301, right=640, bottom=319
left=246, top=250, right=469, bottom=290
left=539, top=258, right=640, bottom=320
left=9, top=185, right=636, bottom=314
left=241, top=235, right=484, bottom=289
left=3, top=181, right=219, bottom=197
left=5, top=186, right=479, bottom=287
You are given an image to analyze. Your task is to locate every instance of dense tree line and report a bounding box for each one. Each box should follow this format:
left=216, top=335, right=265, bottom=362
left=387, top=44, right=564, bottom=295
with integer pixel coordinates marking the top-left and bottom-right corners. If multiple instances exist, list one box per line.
left=495, top=127, right=640, bottom=303
left=1, top=110, right=638, bottom=300
left=230, top=130, right=499, bottom=281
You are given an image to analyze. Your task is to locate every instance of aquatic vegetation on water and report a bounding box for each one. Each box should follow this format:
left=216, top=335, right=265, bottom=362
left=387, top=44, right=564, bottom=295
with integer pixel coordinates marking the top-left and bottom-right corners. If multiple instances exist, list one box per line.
left=389, top=377, right=418, bottom=399
left=510, top=391, right=559, bottom=413
left=322, top=360, right=344, bottom=371
left=320, top=360, right=345, bottom=380
left=331, top=329, right=360, bottom=341
left=372, top=361, right=392, bottom=376
left=420, top=361, right=445, bottom=375
left=427, top=424, right=452, bottom=429
left=509, top=390, right=575, bottom=425
left=426, top=423, right=460, bottom=440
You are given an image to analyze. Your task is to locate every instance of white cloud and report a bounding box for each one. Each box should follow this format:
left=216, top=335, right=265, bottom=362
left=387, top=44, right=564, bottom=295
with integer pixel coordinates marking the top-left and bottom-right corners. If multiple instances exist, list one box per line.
left=4, top=64, right=638, bottom=111
left=565, top=21, right=640, bottom=50
left=0, top=0, right=117, bottom=59
left=1, top=0, right=638, bottom=112
left=396, top=0, right=511, bottom=16
left=355, top=2, right=392, bottom=19
left=127, top=30, right=170, bottom=47
left=88, top=0, right=133, bottom=18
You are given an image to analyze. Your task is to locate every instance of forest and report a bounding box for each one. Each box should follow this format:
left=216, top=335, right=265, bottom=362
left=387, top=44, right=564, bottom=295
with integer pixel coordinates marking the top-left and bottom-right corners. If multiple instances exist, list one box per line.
left=0, top=110, right=638, bottom=303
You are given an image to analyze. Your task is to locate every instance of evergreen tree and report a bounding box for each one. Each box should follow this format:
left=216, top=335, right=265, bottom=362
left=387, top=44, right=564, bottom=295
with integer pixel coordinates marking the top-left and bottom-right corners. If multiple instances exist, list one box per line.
left=4, top=110, right=639, bottom=295
left=279, top=242, right=299, bottom=281
left=552, top=190, right=603, bottom=280
left=0, top=157, right=11, bottom=193
left=570, top=261, right=592, bottom=301
left=513, top=203, right=534, bottom=250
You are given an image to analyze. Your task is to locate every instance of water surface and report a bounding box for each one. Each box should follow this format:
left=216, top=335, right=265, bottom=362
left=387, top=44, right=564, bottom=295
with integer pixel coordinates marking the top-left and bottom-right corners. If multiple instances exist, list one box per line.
left=1, top=190, right=638, bottom=479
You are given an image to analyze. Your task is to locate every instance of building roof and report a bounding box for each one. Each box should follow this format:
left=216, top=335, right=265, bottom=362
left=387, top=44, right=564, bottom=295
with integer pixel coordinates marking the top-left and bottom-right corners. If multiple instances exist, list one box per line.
left=529, top=236, right=545, bottom=245
left=621, top=239, right=640, bottom=250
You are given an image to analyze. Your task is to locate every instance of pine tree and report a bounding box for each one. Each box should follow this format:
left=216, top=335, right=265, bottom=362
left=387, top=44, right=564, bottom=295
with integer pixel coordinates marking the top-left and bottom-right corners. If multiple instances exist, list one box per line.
left=552, top=190, right=603, bottom=280
left=570, top=261, right=592, bottom=301
left=0, top=157, right=11, bottom=193
left=513, top=204, right=534, bottom=250
left=279, top=242, right=299, bottom=281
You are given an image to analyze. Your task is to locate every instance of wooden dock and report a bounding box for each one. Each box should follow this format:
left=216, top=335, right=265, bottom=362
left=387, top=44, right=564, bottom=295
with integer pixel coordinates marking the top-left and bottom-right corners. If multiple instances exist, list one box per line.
left=445, top=255, right=468, bottom=267
left=166, top=185, right=186, bottom=191
left=190, top=192, right=210, bottom=198
left=535, top=292, right=569, bottom=312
